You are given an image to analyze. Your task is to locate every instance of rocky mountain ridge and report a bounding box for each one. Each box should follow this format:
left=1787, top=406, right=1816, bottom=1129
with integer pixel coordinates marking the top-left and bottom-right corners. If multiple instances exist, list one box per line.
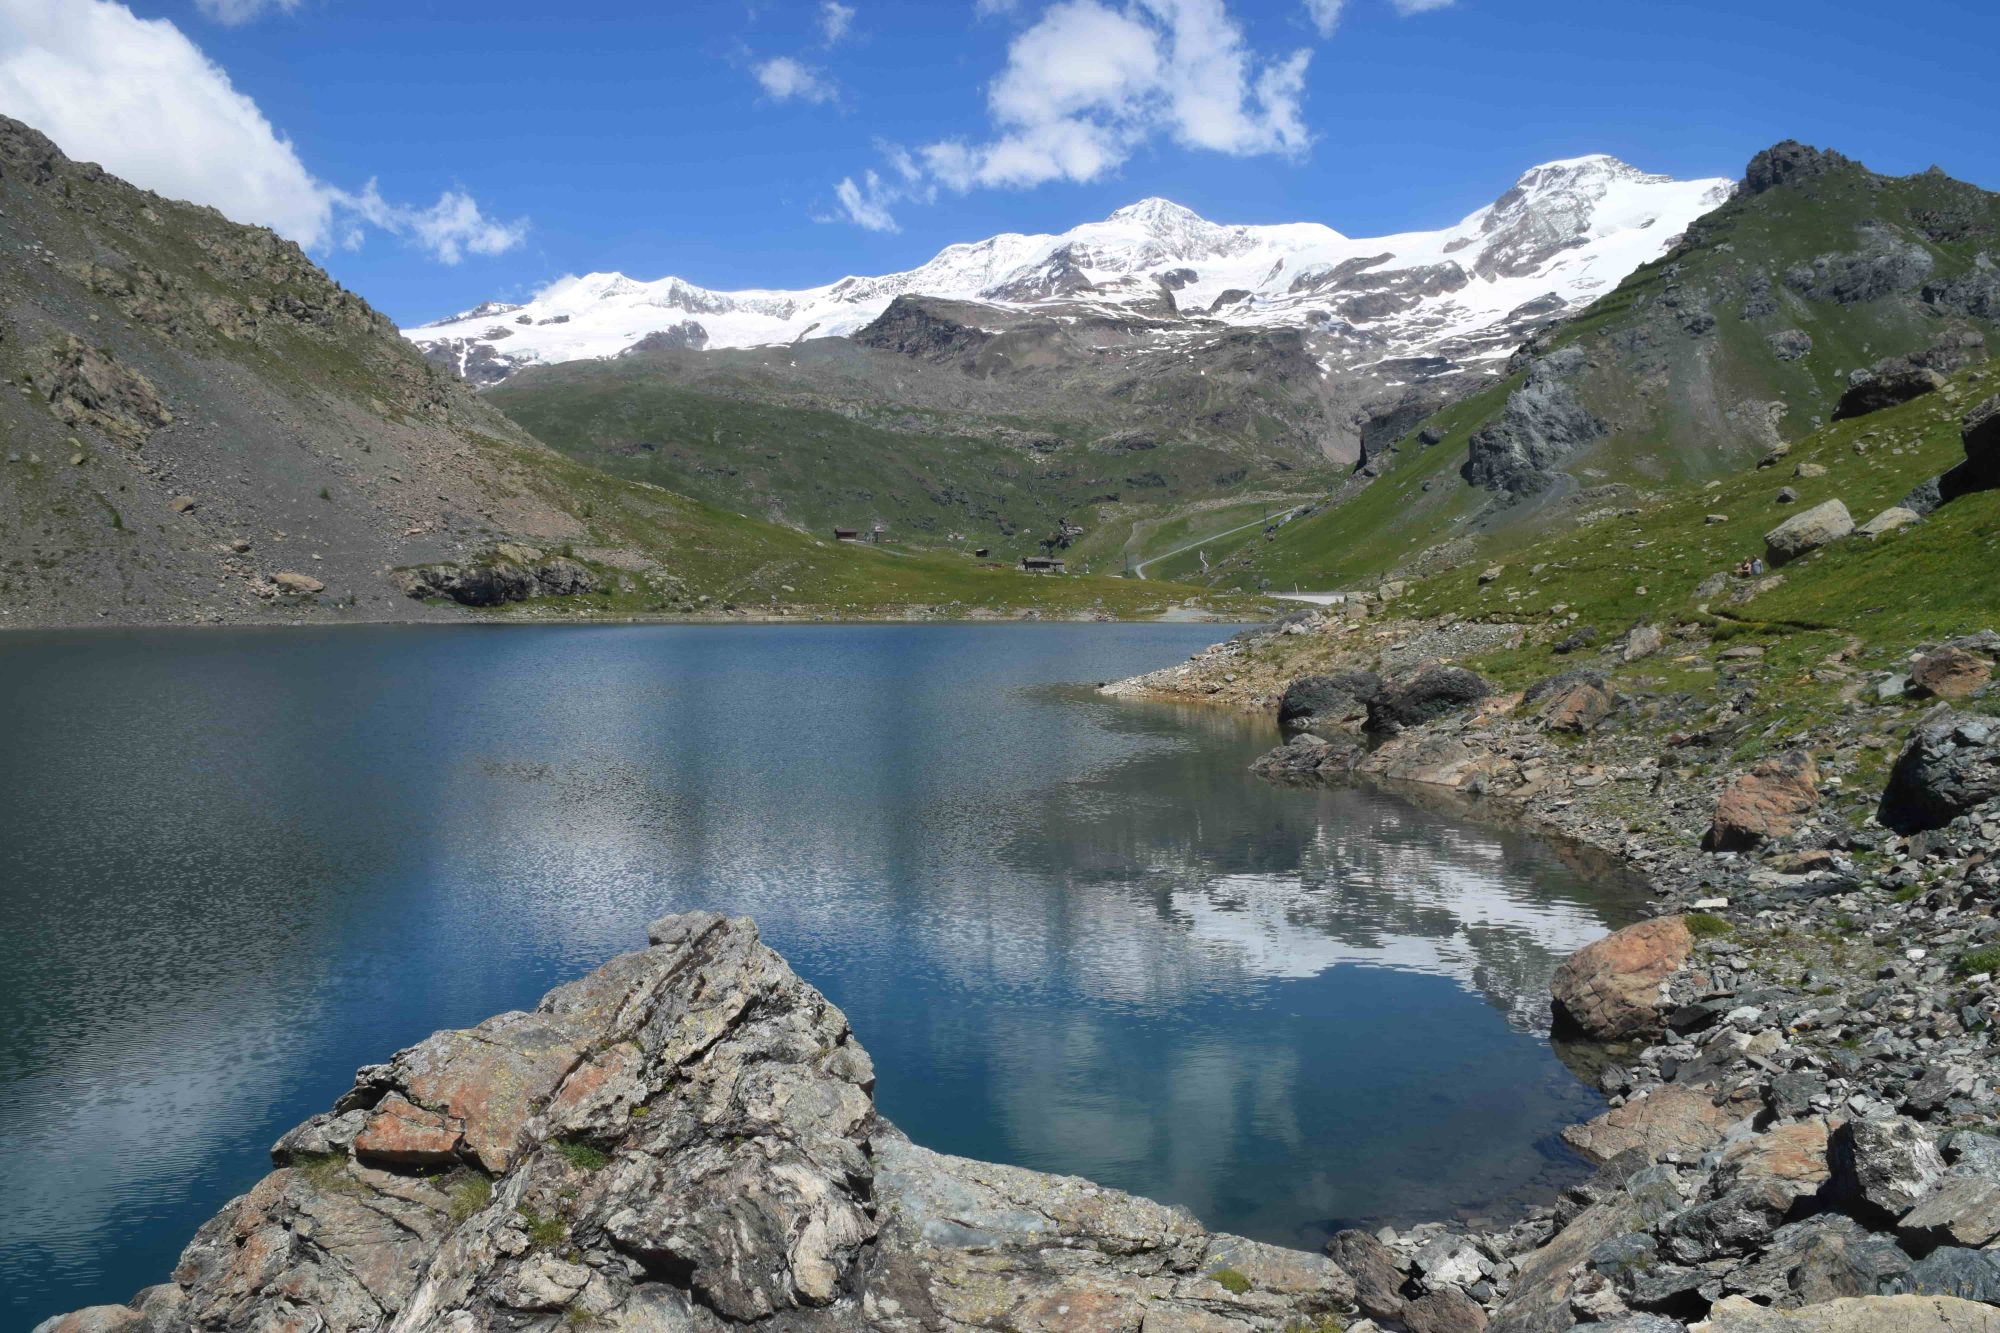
left=407, top=157, right=1732, bottom=388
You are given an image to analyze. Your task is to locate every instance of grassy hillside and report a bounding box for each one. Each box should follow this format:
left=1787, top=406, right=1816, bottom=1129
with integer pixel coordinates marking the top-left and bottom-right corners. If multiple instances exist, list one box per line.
left=1216, top=144, right=2000, bottom=593
left=483, top=313, right=1352, bottom=576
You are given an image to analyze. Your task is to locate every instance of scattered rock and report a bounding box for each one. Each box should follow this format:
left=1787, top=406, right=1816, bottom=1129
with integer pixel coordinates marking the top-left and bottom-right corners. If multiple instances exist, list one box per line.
left=1907, top=647, right=1991, bottom=700
left=1764, top=500, right=1853, bottom=564
left=1562, top=1084, right=1757, bottom=1164
left=1250, top=732, right=1364, bottom=784
left=1529, top=669, right=1615, bottom=733
left=1776, top=486, right=1800, bottom=504
left=1326, top=1229, right=1408, bottom=1322
left=1551, top=917, right=1694, bottom=1041
left=270, top=572, right=325, bottom=596
left=1624, top=623, right=1665, bottom=662
left=1857, top=507, right=1920, bottom=538
left=1705, top=751, right=1819, bottom=850
left=1698, top=1294, right=2000, bottom=1331
left=1828, top=1117, right=1946, bottom=1220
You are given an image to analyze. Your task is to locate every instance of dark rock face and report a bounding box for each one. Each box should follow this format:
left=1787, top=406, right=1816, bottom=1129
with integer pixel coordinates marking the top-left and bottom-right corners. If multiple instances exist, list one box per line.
left=1462, top=347, right=1605, bottom=495
left=1834, top=367, right=1946, bottom=420
left=399, top=546, right=599, bottom=607
left=38, top=915, right=1359, bottom=1333
left=1741, top=141, right=1855, bottom=195
left=851, top=296, right=996, bottom=366
left=1366, top=666, right=1492, bottom=735
left=1879, top=706, right=2000, bottom=833
left=1277, top=669, right=1383, bottom=732
left=621, top=320, right=710, bottom=354
left=1784, top=226, right=1936, bottom=306
left=1829, top=332, right=1981, bottom=421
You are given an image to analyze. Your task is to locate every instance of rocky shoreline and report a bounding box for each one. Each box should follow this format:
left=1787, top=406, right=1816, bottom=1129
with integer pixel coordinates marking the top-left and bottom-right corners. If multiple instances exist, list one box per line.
left=1098, top=607, right=2000, bottom=1331
left=36, top=610, right=2000, bottom=1333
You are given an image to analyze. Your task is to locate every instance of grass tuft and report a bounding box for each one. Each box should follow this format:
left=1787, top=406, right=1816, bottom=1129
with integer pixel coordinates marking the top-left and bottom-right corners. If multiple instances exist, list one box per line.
left=1685, top=912, right=1734, bottom=939
left=1208, top=1268, right=1252, bottom=1295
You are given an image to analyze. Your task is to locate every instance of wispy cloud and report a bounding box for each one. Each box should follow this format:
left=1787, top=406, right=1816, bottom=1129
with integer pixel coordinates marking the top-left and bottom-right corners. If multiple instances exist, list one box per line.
left=830, top=0, right=1311, bottom=230
left=1390, top=0, right=1454, bottom=11
left=0, top=0, right=526, bottom=263
left=1302, top=0, right=1343, bottom=36
left=752, top=54, right=839, bottom=104
left=819, top=0, right=856, bottom=44
left=192, top=0, right=301, bottom=23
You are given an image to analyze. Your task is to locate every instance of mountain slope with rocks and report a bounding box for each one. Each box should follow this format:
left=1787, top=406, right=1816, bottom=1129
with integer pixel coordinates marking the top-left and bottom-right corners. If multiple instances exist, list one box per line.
left=0, top=114, right=1240, bottom=627
left=1217, top=143, right=2000, bottom=594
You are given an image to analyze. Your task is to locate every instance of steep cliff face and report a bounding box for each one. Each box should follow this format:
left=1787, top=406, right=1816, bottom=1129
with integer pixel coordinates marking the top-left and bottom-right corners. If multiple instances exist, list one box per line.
left=37, top=913, right=1356, bottom=1333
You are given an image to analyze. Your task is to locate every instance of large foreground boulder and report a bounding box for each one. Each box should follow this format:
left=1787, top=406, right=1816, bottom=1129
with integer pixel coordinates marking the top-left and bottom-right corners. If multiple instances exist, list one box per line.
left=1879, top=706, right=2000, bottom=833
left=36, top=914, right=1358, bottom=1333
left=1551, top=916, right=1695, bottom=1040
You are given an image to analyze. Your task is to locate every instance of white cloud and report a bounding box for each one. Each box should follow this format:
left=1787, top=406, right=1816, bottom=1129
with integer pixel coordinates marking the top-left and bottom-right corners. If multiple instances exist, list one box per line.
left=819, top=0, right=855, bottom=44
left=752, top=54, right=838, bottom=103
left=192, top=0, right=302, bottom=23
left=340, top=181, right=529, bottom=265
left=833, top=171, right=900, bottom=231
left=834, top=0, right=1310, bottom=223
left=974, top=0, right=1020, bottom=14
left=1302, top=0, right=1343, bottom=36
left=1390, top=0, right=1454, bottom=11
left=0, top=0, right=524, bottom=263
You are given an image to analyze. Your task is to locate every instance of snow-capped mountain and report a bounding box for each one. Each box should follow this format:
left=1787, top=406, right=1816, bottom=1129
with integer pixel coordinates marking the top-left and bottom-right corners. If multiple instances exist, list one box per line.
left=407, top=156, right=1733, bottom=385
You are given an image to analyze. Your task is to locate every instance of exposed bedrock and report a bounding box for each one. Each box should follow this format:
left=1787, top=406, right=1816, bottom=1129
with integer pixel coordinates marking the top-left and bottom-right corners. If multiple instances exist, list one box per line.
left=37, top=912, right=1357, bottom=1333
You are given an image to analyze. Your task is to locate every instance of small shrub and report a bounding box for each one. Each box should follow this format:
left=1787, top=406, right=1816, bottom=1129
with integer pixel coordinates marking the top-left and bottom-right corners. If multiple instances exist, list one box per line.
left=552, top=1138, right=610, bottom=1171
left=1893, top=884, right=1924, bottom=904
left=1957, top=946, right=2000, bottom=979
left=517, top=1205, right=567, bottom=1250
left=293, top=1151, right=363, bottom=1196
left=445, top=1170, right=492, bottom=1222
left=1208, top=1268, right=1252, bottom=1295
left=1684, top=912, right=1733, bottom=939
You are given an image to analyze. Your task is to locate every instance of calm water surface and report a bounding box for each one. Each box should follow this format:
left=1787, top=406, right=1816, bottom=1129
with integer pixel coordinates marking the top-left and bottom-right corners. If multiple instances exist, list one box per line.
left=0, top=623, right=1645, bottom=1326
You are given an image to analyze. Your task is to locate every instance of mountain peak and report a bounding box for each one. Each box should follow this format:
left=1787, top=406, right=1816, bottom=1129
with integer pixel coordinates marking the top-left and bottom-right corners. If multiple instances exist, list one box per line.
left=1105, top=197, right=1210, bottom=229
left=1510, top=154, right=1649, bottom=191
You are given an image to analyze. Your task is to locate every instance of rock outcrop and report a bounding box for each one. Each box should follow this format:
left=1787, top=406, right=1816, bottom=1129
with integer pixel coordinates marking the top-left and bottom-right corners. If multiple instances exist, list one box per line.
left=399, top=545, right=599, bottom=607
left=37, top=913, right=1357, bottom=1333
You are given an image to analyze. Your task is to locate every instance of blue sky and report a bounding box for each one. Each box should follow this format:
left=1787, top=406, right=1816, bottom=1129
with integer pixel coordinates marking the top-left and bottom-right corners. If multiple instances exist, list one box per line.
left=6, top=0, right=2000, bottom=325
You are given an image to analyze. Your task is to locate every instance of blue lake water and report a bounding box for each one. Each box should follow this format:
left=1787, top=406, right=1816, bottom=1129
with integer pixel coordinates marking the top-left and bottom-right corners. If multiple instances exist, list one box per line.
left=0, top=623, right=1645, bottom=1326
